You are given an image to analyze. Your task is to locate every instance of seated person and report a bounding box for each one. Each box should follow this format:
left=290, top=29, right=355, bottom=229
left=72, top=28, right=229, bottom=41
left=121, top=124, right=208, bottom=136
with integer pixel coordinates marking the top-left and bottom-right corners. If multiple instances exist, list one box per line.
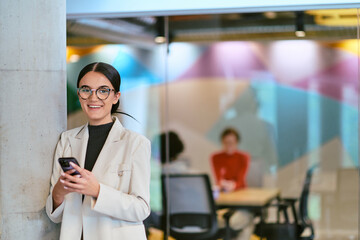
left=159, top=131, right=192, bottom=174
left=211, top=128, right=249, bottom=191
left=210, top=128, right=254, bottom=240
left=145, top=131, right=191, bottom=233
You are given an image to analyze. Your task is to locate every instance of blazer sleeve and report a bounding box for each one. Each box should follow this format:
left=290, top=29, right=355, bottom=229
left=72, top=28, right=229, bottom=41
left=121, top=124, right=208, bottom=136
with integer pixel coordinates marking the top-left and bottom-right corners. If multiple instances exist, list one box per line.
left=45, top=132, right=67, bottom=223
left=91, top=136, right=151, bottom=222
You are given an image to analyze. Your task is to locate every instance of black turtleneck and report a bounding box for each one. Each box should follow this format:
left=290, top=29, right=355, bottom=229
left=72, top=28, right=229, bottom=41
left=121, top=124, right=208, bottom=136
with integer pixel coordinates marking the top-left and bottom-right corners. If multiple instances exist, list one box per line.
left=84, top=121, right=114, bottom=172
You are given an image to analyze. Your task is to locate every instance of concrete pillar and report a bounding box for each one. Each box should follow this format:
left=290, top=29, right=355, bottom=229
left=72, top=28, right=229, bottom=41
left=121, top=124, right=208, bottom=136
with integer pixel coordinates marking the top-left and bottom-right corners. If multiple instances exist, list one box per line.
left=0, top=0, right=66, bottom=239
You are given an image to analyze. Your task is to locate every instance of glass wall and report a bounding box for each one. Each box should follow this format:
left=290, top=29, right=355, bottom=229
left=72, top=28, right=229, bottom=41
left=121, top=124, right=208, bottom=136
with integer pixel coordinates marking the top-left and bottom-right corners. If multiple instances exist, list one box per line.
left=164, top=9, right=359, bottom=240
left=66, top=8, right=359, bottom=240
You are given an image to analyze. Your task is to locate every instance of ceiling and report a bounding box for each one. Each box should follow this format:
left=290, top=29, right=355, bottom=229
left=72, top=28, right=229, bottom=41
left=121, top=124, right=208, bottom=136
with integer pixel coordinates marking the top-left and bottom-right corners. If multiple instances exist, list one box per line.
left=67, top=10, right=359, bottom=47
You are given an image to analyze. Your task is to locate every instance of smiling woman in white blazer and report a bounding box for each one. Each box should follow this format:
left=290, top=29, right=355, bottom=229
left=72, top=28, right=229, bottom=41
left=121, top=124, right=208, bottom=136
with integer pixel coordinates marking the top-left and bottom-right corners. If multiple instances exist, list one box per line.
left=46, top=62, right=151, bottom=240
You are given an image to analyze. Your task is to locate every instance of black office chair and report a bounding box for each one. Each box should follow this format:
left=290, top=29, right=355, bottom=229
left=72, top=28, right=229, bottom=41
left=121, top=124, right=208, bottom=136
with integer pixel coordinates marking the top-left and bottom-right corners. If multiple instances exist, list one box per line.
left=254, top=166, right=316, bottom=240
left=161, top=174, right=237, bottom=240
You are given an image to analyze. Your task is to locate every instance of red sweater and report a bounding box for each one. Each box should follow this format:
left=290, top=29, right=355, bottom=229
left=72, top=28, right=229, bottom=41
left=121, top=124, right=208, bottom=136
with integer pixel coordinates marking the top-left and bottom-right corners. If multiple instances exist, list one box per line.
left=211, top=150, right=250, bottom=190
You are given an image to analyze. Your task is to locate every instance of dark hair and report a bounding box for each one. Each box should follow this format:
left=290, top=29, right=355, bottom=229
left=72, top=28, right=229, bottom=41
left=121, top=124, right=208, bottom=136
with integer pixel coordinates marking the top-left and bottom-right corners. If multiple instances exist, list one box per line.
left=77, top=62, right=135, bottom=120
left=159, top=131, right=184, bottom=164
left=221, top=128, right=240, bottom=143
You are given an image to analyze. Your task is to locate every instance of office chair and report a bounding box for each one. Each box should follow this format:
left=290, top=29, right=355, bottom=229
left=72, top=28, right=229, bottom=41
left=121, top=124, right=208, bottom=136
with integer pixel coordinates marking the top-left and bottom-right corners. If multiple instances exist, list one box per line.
left=255, top=166, right=316, bottom=240
left=161, top=174, right=237, bottom=240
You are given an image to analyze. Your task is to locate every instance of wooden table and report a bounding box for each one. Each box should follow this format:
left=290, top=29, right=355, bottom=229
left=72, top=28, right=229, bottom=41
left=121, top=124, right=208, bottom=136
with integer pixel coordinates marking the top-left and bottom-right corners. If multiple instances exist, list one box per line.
left=216, top=188, right=281, bottom=240
left=216, top=187, right=281, bottom=209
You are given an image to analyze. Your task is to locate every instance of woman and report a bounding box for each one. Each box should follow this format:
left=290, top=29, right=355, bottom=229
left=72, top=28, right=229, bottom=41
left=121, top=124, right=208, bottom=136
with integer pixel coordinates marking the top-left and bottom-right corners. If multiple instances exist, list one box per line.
left=46, top=62, right=151, bottom=240
left=211, top=128, right=249, bottom=191
left=210, top=128, right=254, bottom=240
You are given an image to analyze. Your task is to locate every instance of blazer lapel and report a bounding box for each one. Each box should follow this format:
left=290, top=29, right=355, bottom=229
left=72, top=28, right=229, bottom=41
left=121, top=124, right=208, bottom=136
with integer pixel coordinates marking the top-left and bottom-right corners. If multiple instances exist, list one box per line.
left=91, top=117, right=125, bottom=176
left=69, top=124, right=89, bottom=168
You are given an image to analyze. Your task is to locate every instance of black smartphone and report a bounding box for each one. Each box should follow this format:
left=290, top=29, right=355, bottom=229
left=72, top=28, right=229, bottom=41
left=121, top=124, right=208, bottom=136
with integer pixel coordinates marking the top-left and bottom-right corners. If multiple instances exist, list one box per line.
left=58, top=157, right=80, bottom=176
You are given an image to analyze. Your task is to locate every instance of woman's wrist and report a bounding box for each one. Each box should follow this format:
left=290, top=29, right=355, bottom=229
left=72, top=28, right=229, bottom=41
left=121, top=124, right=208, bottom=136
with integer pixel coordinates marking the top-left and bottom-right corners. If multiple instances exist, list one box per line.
left=92, top=182, right=100, bottom=198
left=52, top=185, right=64, bottom=210
left=52, top=196, right=63, bottom=210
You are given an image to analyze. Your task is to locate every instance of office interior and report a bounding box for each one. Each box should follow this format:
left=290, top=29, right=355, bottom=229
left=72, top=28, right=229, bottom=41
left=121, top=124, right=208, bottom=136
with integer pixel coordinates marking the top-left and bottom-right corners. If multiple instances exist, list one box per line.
left=66, top=9, right=359, bottom=240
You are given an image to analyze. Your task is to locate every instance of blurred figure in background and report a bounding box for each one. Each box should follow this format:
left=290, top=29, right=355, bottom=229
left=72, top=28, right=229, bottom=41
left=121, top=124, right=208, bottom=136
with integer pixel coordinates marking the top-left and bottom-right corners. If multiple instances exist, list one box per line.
left=210, top=127, right=254, bottom=240
left=145, top=131, right=192, bottom=234
left=211, top=128, right=250, bottom=191
left=159, top=131, right=193, bottom=174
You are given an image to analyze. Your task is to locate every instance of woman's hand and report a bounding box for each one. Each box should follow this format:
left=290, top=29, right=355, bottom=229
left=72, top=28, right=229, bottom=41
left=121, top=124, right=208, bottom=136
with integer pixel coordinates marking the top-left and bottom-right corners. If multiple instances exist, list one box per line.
left=220, top=179, right=236, bottom=192
left=60, top=162, right=100, bottom=198
left=52, top=169, right=76, bottom=211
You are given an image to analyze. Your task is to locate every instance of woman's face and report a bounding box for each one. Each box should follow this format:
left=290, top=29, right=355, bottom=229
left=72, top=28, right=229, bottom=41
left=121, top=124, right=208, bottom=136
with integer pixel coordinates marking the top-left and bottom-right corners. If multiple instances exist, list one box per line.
left=222, top=133, right=239, bottom=154
left=78, top=71, right=120, bottom=126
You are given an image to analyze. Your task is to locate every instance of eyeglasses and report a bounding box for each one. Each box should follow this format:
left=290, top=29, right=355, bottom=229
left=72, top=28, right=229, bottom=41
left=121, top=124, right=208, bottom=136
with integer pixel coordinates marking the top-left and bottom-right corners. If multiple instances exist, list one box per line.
left=77, top=86, right=115, bottom=100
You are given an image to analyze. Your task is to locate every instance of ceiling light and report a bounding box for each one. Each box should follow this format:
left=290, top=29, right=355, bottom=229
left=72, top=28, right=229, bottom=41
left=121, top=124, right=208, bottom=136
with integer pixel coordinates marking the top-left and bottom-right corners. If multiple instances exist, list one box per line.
left=264, top=12, right=277, bottom=19
left=295, top=31, right=306, bottom=38
left=154, top=36, right=166, bottom=44
left=295, top=11, right=306, bottom=38
left=69, top=54, right=80, bottom=63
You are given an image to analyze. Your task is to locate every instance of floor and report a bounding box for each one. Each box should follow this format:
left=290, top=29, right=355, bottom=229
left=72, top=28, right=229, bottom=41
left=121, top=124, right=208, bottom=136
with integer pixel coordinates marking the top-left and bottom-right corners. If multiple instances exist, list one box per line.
left=148, top=228, right=261, bottom=240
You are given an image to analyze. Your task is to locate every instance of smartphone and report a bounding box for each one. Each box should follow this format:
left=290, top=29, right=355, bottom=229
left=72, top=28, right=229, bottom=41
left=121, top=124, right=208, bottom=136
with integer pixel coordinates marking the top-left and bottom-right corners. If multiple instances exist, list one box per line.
left=58, top=157, right=80, bottom=176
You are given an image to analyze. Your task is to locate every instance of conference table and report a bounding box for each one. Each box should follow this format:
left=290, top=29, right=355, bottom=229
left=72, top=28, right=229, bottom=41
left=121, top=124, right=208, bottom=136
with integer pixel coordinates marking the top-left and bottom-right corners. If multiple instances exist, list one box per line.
left=216, top=187, right=281, bottom=210
left=216, top=187, right=281, bottom=239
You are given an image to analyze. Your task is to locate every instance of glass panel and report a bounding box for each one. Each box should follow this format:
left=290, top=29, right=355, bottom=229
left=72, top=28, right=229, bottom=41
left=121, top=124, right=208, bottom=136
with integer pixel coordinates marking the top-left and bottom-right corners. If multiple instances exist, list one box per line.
left=166, top=9, right=359, bottom=240
left=66, top=8, right=359, bottom=240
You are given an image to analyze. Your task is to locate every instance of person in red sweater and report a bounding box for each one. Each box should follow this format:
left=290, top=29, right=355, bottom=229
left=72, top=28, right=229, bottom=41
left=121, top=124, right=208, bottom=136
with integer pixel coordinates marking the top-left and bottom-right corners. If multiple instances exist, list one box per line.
left=211, top=128, right=250, bottom=192
left=211, top=128, right=254, bottom=240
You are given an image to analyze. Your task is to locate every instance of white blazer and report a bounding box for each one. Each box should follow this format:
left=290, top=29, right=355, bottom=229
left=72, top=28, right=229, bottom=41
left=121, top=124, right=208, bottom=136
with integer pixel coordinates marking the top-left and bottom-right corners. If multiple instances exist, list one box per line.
left=46, top=117, right=151, bottom=240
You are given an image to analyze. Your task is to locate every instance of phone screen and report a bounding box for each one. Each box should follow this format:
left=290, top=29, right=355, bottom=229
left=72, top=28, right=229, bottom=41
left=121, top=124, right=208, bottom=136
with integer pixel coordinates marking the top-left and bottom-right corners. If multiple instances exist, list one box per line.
left=58, top=157, right=80, bottom=176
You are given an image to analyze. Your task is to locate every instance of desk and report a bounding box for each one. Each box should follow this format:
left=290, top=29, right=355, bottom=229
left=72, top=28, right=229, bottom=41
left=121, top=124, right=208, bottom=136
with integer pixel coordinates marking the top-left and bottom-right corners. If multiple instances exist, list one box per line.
left=216, top=188, right=280, bottom=209
left=216, top=188, right=280, bottom=240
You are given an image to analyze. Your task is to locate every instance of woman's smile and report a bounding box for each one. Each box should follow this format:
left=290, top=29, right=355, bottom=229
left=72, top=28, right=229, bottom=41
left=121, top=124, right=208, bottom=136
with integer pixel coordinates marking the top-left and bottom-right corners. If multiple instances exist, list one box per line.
left=87, top=104, right=103, bottom=109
